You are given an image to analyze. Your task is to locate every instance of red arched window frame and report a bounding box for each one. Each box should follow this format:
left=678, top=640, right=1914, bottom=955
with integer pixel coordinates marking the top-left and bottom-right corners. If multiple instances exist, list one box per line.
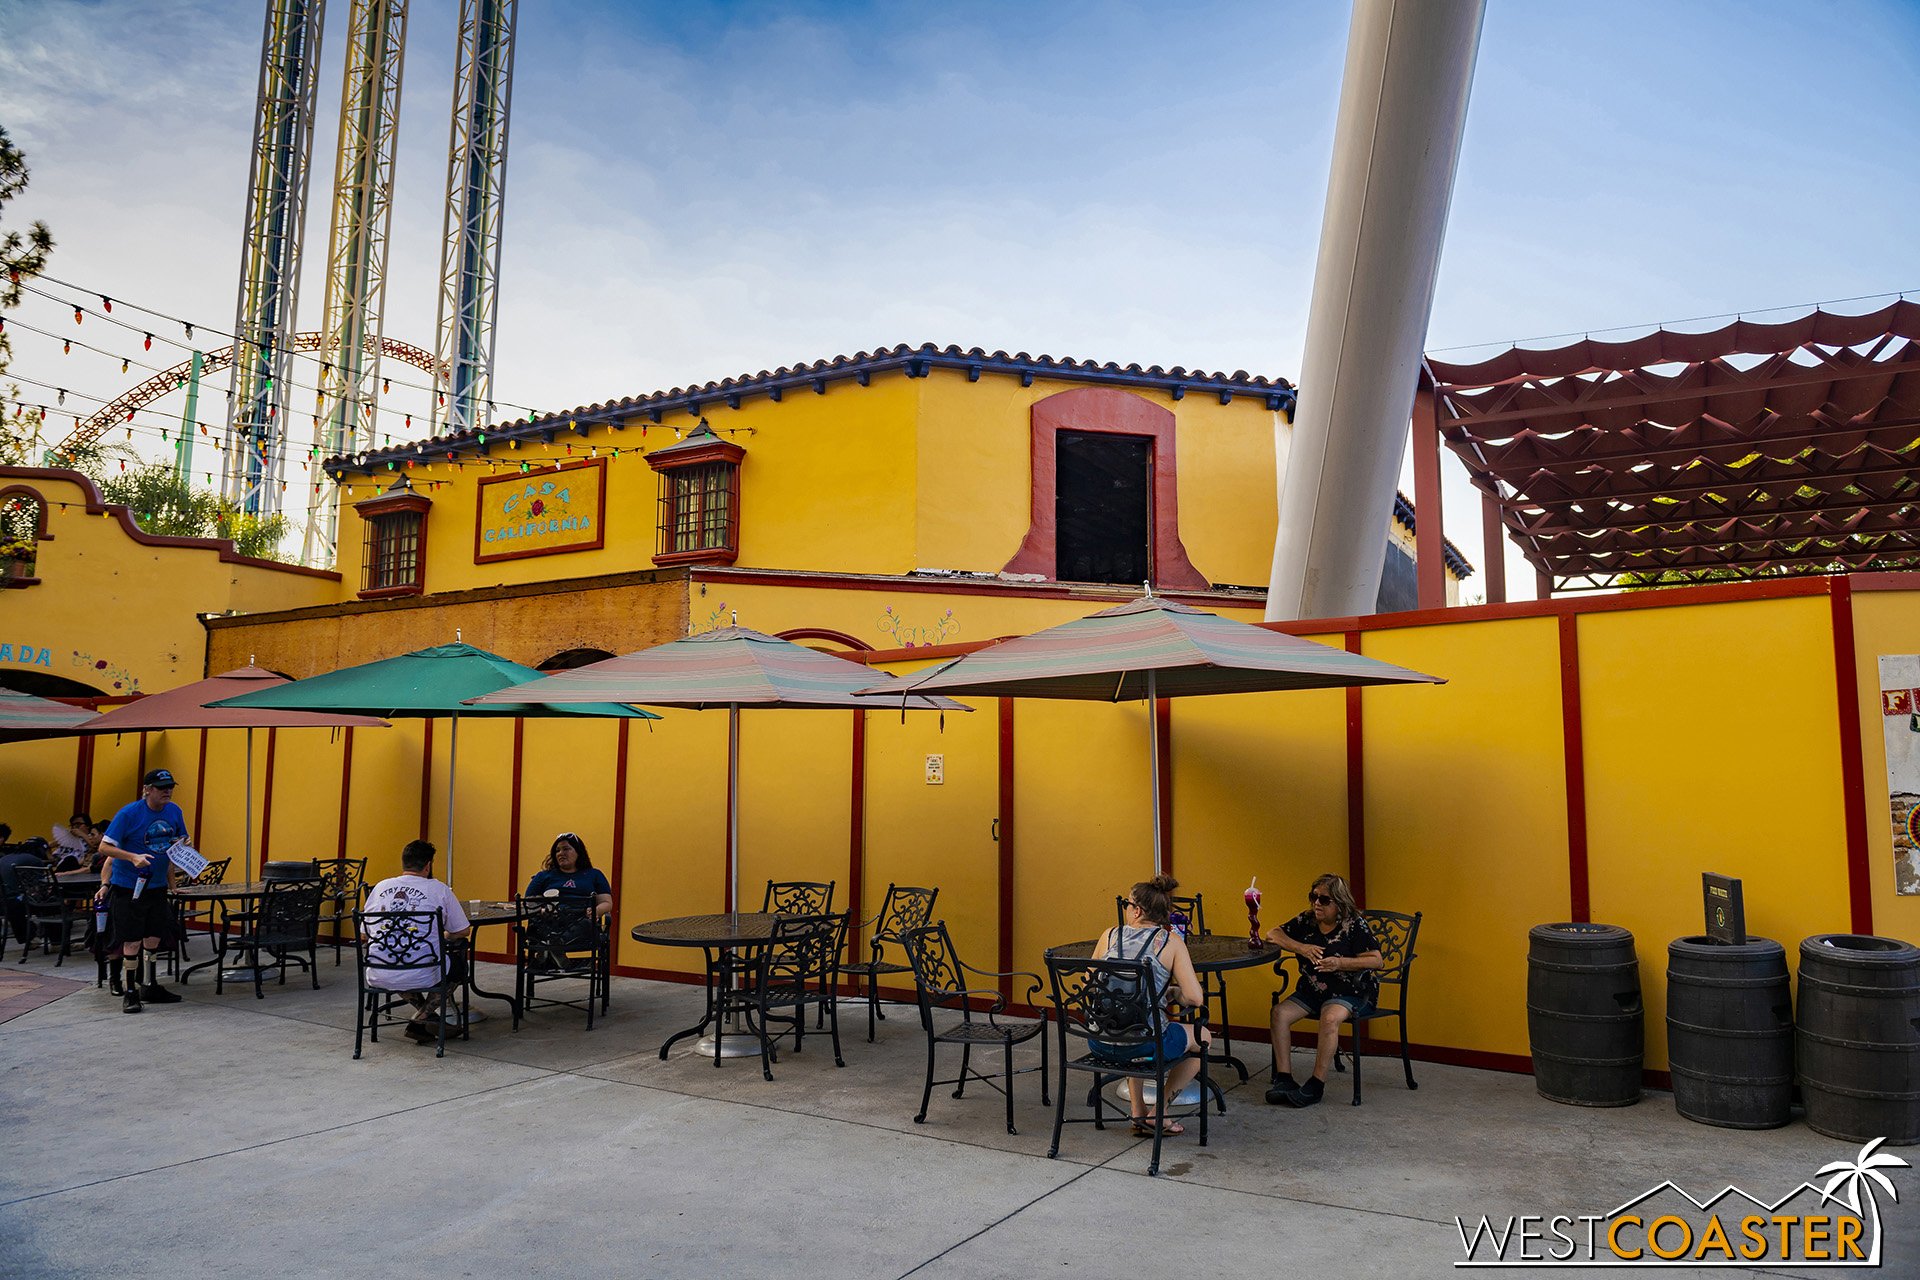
left=0, top=484, right=50, bottom=588
left=1001, top=387, right=1207, bottom=590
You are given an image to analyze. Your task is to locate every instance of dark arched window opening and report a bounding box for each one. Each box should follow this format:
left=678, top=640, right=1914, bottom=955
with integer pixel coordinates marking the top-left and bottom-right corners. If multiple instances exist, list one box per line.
left=537, top=647, right=616, bottom=672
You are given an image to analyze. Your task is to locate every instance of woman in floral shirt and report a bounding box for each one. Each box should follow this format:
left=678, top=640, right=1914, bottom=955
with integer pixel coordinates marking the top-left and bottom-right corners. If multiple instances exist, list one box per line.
left=1264, top=873, right=1382, bottom=1108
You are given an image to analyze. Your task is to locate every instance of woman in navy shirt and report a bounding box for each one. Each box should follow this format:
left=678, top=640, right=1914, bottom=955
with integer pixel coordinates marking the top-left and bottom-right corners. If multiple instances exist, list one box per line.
left=525, top=832, right=612, bottom=918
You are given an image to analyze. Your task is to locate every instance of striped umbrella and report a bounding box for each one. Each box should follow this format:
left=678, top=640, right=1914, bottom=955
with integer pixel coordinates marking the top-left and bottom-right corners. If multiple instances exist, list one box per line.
left=861, top=596, right=1443, bottom=873
left=0, top=687, right=100, bottom=743
left=469, top=627, right=966, bottom=911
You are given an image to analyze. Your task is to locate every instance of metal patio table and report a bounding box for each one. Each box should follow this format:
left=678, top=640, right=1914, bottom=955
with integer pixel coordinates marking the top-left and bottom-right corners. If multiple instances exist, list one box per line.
left=1050, top=933, right=1283, bottom=1105
left=456, top=899, right=527, bottom=1028
left=630, top=912, right=789, bottom=1064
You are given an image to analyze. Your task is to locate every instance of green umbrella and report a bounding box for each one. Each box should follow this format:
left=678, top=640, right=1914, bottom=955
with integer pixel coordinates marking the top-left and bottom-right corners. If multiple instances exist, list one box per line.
left=211, top=642, right=658, bottom=888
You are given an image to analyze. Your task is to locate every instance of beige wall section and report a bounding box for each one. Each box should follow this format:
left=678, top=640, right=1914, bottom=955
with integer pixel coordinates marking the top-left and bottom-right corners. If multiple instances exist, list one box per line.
left=0, top=468, right=337, bottom=696
left=205, top=574, right=690, bottom=676
left=1581, top=597, right=1853, bottom=1071
left=1364, top=618, right=1568, bottom=1061
left=1850, top=588, right=1920, bottom=945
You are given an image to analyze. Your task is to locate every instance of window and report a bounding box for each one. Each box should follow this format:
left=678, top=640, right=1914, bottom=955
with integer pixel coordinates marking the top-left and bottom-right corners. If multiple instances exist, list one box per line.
left=646, top=420, right=745, bottom=567
left=353, top=482, right=431, bottom=599
left=0, top=486, right=47, bottom=588
left=1055, top=430, right=1152, bottom=585
left=1002, top=387, right=1208, bottom=591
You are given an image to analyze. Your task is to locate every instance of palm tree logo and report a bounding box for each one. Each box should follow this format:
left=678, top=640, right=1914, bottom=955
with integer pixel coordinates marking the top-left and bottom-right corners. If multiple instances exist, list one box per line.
left=1816, top=1137, right=1910, bottom=1265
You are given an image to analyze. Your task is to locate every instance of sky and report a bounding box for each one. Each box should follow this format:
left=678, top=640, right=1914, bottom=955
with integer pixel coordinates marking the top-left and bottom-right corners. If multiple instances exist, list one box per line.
left=2, top=0, right=1918, bottom=599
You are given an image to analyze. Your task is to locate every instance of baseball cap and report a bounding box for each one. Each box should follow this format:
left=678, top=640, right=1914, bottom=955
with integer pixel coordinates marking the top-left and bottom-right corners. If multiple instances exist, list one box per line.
left=142, top=768, right=177, bottom=789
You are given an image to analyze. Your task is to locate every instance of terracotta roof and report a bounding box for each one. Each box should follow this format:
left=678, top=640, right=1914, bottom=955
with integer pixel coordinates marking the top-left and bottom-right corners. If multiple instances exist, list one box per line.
left=328, top=342, right=1296, bottom=474
left=1428, top=301, right=1920, bottom=589
left=1393, top=491, right=1474, bottom=578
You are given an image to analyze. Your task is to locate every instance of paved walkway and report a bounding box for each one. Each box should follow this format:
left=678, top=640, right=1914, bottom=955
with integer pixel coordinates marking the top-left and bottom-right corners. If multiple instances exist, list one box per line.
left=0, top=956, right=1912, bottom=1278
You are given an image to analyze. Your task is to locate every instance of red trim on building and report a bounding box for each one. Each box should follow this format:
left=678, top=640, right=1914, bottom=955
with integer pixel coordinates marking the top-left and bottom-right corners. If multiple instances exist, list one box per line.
left=611, top=718, right=631, bottom=915
left=997, top=698, right=1016, bottom=998
left=1481, top=494, right=1508, bottom=605
left=848, top=711, right=867, bottom=958
left=337, top=727, right=355, bottom=859
left=1830, top=580, right=1874, bottom=934
left=193, top=730, right=208, bottom=832
left=780, top=628, right=872, bottom=652
left=1345, top=632, right=1366, bottom=907
left=1155, top=698, right=1174, bottom=872
left=1000, top=387, right=1209, bottom=591
left=134, top=732, right=148, bottom=789
left=259, top=727, right=278, bottom=870
left=507, top=719, right=525, bottom=894
left=419, top=719, right=434, bottom=841
left=1558, top=615, right=1590, bottom=923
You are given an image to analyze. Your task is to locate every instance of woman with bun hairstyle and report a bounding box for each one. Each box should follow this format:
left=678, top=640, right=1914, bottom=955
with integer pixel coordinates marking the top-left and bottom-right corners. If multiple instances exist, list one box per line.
left=1089, top=874, right=1212, bottom=1137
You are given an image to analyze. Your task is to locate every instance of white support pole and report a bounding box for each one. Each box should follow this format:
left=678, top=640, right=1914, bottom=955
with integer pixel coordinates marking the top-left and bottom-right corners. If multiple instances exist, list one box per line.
left=727, top=704, right=740, bottom=915
left=1148, top=669, right=1163, bottom=877
left=445, top=711, right=459, bottom=892
left=1267, top=0, right=1485, bottom=622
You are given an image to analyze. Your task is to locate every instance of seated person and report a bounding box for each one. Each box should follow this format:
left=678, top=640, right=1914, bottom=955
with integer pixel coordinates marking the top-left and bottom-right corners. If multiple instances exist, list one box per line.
left=66, top=814, right=105, bottom=872
left=1090, top=874, right=1213, bottom=1137
left=1, top=835, right=52, bottom=945
left=523, top=833, right=612, bottom=971
left=1265, top=872, right=1383, bottom=1108
left=364, top=839, right=472, bottom=1045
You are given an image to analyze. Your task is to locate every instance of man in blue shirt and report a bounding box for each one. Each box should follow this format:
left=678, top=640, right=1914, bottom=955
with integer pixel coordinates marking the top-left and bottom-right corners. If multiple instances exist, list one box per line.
left=97, top=768, right=189, bottom=1012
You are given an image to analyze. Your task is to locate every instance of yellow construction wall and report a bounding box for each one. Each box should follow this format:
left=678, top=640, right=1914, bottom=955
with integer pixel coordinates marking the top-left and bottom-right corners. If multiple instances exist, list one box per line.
left=1580, top=596, right=1853, bottom=1070
left=1849, top=588, right=1920, bottom=946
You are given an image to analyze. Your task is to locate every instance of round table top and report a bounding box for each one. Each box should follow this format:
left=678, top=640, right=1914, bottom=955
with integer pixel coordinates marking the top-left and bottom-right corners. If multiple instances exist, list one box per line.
left=630, top=912, right=784, bottom=947
left=1049, top=932, right=1282, bottom=972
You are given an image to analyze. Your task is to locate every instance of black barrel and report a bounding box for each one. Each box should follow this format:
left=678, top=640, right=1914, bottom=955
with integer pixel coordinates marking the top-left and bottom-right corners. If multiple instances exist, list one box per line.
left=1797, top=934, right=1920, bottom=1145
left=1666, top=936, right=1793, bottom=1129
left=1528, top=923, right=1643, bottom=1106
left=263, top=860, right=318, bottom=881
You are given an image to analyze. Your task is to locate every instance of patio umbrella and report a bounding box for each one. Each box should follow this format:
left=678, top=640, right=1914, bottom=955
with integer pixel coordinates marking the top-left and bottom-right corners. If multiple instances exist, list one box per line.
left=80, top=666, right=390, bottom=869
left=0, top=686, right=100, bottom=743
left=466, top=626, right=967, bottom=911
left=859, top=595, right=1444, bottom=873
left=209, top=642, right=658, bottom=889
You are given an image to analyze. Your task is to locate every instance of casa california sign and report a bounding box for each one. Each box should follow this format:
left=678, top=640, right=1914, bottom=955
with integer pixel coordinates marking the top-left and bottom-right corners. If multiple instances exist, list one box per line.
left=474, top=458, right=608, bottom=564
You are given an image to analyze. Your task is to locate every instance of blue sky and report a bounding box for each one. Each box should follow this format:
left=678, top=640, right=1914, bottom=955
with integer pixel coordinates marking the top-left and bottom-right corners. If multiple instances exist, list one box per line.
left=3, top=0, right=1918, bottom=597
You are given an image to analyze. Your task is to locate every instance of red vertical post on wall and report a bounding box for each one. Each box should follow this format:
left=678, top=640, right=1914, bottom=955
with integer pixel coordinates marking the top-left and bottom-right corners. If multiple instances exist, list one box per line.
left=72, top=735, right=94, bottom=816
left=1412, top=389, right=1447, bottom=611
left=1344, top=632, right=1367, bottom=908
left=135, top=732, right=148, bottom=787
left=336, top=727, right=355, bottom=859
left=193, top=730, right=208, bottom=834
left=847, top=710, right=867, bottom=962
left=1558, top=614, right=1590, bottom=923
left=418, top=719, right=435, bottom=842
left=1154, top=698, right=1173, bottom=875
left=506, top=719, right=525, bottom=893
left=259, top=727, right=279, bottom=872
left=610, top=718, right=631, bottom=923
left=997, top=698, right=1016, bottom=1003
left=1829, top=578, right=1875, bottom=935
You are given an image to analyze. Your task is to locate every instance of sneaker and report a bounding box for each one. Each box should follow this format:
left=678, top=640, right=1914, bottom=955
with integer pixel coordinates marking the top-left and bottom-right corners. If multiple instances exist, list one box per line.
left=122, top=987, right=142, bottom=1014
left=1285, top=1077, right=1326, bottom=1108
left=1264, top=1071, right=1299, bottom=1105
left=142, top=984, right=182, bottom=1005
left=403, top=1022, right=438, bottom=1046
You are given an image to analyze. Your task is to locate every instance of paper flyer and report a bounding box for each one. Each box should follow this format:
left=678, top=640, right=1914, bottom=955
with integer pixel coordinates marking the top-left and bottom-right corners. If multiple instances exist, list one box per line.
left=165, top=838, right=208, bottom=879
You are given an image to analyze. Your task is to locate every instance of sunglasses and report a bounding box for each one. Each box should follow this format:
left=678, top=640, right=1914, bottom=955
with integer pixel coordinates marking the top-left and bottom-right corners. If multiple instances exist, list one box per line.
left=1308, top=892, right=1335, bottom=906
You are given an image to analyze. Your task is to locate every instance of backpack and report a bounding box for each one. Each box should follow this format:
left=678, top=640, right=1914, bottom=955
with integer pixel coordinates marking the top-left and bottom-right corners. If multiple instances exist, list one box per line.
left=1086, top=929, right=1163, bottom=1037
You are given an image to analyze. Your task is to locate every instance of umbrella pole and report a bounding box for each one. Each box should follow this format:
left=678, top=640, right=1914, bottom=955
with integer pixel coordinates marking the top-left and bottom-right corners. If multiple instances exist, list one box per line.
left=1148, top=670, right=1163, bottom=877
left=446, top=712, right=459, bottom=893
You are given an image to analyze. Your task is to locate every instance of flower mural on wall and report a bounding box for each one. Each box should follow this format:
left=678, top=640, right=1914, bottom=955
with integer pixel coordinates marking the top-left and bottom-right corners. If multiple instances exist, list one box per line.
left=71, top=649, right=140, bottom=693
left=877, top=606, right=959, bottom=649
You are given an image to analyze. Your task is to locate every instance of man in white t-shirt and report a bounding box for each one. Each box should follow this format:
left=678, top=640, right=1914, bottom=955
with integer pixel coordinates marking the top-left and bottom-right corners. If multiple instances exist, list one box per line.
left=363, top=839, right=471, bottom=1045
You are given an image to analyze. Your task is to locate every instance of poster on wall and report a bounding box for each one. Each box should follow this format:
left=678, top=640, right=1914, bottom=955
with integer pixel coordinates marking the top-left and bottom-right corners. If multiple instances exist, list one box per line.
left=1877, top=654, right=1920, bottom=894
left=474, top=457, right=608, bottom=564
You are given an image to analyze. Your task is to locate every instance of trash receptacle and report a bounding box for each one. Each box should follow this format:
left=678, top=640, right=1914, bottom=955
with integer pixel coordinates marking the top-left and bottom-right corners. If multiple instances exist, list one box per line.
left=1666, top=935, right=1793, bottom=1129
left=1797, top=933, right=1920, bottom=1145
left=1528, top=922, right=1643, bottom=1107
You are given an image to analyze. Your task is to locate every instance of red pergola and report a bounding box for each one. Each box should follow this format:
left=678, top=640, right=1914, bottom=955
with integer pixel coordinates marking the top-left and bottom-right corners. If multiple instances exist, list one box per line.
left=1408, top=301, right=1920, bottom=598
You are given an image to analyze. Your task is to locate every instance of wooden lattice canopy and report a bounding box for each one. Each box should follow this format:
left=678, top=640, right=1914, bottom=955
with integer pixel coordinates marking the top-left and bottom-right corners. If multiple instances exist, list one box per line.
left=1426, top=301, right=1920, bottom=591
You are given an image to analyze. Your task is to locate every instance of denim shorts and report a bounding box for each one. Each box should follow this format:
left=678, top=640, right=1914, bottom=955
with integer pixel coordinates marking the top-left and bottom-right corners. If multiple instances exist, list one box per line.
left=1090, top=1021, right=1188, bottom=1063
left=1293, top=987, right=1375, bottom=1020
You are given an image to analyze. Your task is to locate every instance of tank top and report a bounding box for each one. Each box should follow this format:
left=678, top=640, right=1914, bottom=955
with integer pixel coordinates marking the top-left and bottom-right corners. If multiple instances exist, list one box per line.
left=1108, top=924, right=1174, bottom=997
